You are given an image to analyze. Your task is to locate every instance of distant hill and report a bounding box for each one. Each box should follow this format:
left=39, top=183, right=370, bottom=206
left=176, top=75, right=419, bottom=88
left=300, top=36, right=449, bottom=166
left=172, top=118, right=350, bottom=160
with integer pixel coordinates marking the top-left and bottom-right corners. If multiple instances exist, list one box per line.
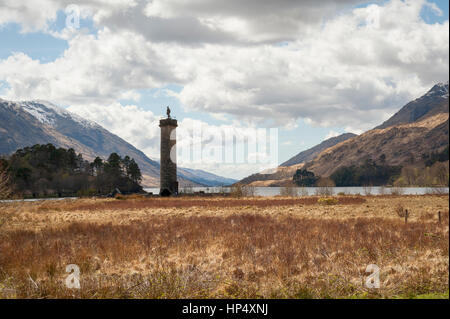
left=280, top=133, right=357, bottom=167
left=0, top=99, right=236, bottom=187
left=236, top=164, right=304, bottom=187
left=177, top=167, right=237, bottom=187
left=238, top=82, right=449, bottom=185
left=375, top=82, right=449, bottom=129
left=305, top=82, right=449, bottom=177
left=237, top=133, right=357, bottom=186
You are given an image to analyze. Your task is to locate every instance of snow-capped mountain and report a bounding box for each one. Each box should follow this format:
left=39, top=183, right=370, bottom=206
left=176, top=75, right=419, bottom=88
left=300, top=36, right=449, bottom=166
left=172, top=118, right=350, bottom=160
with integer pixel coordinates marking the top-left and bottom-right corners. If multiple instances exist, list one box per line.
left=19, top=100, right=100, bottom=129
left=0, top=99, right=236, bottom=187
left=375, top=82, right=449, bottom=129
left=425, top=81, right=449, bottom=99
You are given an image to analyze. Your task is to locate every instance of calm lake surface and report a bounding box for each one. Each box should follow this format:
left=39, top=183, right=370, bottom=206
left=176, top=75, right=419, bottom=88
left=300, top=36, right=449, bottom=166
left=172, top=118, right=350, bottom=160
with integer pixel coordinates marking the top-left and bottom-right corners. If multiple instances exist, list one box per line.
left=144, top=186, right=449, bottom=196
left=0, top=197, right=78, bottom=203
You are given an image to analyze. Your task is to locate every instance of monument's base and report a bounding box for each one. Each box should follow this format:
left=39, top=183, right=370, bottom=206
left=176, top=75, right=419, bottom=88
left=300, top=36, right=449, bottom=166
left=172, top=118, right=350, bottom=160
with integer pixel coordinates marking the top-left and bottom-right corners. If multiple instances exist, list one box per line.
left=159, top=182, right=179, bottom=196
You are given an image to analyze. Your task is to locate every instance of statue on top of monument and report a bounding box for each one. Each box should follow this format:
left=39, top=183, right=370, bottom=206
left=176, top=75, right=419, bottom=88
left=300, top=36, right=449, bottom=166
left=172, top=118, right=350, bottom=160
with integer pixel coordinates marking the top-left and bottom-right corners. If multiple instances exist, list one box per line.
left=166, top=106, right=171, bottom=118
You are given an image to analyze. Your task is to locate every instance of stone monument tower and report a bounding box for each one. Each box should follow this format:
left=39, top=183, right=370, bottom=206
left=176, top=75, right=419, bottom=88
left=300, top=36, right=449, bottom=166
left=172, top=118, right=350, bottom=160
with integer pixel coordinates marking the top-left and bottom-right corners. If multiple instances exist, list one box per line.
left=159, top=106, right=178, bottom=196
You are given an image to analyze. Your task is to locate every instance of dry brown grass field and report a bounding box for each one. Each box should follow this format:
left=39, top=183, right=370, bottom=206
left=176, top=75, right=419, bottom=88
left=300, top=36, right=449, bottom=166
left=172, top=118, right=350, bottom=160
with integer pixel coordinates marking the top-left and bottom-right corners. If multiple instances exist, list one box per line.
left=0, top=194, right=448, bottom=299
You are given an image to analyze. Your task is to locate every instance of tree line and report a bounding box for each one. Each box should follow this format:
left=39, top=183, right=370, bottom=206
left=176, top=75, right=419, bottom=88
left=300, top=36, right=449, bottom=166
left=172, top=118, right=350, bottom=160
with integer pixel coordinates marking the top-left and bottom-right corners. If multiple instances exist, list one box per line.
left=0, top=144, right=142, bottom=198
left=294, top=147, right=449, bottom=187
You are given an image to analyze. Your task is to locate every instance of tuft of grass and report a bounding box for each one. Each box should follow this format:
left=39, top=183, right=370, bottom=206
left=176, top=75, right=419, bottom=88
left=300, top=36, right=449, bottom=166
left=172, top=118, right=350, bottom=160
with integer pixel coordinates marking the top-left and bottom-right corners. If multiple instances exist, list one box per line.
left=31, top=196, right=365, bottom=212
left=318, top=197, right=339, bottom=205
left=408, top=291, right=449, bottom=299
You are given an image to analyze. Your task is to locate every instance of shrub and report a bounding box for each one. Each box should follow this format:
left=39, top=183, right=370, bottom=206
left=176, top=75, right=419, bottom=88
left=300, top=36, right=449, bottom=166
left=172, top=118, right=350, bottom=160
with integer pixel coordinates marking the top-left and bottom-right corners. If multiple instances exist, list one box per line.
left=230, top=184, right=256, bottom=198
left=114, top=194, right=127, bottom=200
left=395, top=204, right=406, bottom=217
left=314, top=177, right=335, bottom=196
left=76, top=188, right=97, bottom=197
left=317, top=197, right=339, bottom=205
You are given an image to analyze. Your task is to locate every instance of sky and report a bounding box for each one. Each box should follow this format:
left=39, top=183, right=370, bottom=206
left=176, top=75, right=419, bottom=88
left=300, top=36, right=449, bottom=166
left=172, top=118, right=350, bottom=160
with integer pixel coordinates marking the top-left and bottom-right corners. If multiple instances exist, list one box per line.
left=0, top=0, right=448, bottom=179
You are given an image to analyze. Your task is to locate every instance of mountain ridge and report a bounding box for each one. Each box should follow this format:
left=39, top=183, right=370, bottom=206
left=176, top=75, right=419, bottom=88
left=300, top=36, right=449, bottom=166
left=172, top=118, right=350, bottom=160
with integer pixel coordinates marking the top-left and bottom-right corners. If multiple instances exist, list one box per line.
left=375, top=81, right=449, bottom=129
left=238, top=82, right=449, bottom=185
left=280, top=133, right=357, bottom=167
left=305, top=82, right=449, bottom=177
left=236, top=133, right=357, bottom=186
left=0, top=99, right=236, bottom=187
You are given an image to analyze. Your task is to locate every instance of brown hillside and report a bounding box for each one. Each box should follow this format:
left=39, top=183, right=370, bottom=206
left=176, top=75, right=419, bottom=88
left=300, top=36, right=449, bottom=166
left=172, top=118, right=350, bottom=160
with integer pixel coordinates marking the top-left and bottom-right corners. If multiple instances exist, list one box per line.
left=306, top=112, right=449, bottom=176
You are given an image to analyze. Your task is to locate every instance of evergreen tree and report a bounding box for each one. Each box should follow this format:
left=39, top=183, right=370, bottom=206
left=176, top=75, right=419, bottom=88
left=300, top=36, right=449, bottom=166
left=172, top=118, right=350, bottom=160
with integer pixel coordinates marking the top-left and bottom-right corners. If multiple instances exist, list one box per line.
left=3, top=144, right=143, bottom=198
left=293, top=169, right=319, bottom=186
left=127, top=159, right=142, bottom=184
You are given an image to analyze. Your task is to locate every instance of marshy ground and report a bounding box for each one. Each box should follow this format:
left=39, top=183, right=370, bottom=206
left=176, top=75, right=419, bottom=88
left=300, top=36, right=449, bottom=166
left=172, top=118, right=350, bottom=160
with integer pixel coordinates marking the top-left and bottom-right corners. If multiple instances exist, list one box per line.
left=0, top=195, right=448, bottom=299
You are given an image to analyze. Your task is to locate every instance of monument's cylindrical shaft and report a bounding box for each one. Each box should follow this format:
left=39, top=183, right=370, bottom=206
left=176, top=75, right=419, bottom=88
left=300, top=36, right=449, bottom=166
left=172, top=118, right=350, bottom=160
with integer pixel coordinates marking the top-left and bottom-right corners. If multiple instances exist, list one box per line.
left=159, top=118, right=178, bottom=196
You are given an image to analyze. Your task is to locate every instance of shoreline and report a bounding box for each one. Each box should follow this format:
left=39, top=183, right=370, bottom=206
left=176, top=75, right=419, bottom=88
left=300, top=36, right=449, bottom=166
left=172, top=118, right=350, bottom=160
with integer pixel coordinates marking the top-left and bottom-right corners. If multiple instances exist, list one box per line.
left=1, top=185, right=449, bottom=202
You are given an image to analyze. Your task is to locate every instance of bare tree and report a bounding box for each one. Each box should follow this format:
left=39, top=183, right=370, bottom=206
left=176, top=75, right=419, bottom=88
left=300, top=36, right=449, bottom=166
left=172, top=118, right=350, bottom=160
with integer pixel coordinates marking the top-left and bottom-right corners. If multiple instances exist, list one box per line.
left=431, top=162, right=449, bottom=186
left=315, top=177, right=335, bottom=196
left=400, top=166, right=417, bottom=185
left=0, top=163, right=11, bottom=199
left=230, top=183, right=257, bottom=198
left=280, top=185, right=298, bottom=197
left=180, top=184, right=194, bottom=194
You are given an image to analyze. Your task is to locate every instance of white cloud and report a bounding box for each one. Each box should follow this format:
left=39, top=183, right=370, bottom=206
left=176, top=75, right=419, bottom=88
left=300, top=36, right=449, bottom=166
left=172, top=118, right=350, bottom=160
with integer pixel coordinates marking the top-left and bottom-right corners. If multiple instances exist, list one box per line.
left=0, top=29, right=174, bottom=105
left=0, top=0, right=135, bottom=33
left=0, top=0, right=58, bottom=32
left=172, top=0, right=449, bottom=130
left=67, top=102, right=278, bottom=179
left=67, top=101, right=161, bottom=158
left=324, top=130, right=340, bottom=140
left=1, top=0, right=447, bottom=132
left=141, top=0, right=364, bottom=43
left=0, top=0, right=448, bottom=178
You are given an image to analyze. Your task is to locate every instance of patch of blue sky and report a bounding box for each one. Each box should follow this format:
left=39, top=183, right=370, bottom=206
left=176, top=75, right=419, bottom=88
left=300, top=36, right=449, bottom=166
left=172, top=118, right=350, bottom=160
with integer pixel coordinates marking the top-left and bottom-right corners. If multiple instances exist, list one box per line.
left=353, top=0, right=448, bottom=24
left=47, top=9, right=98, bottom=35
left=354, top=0, right=389, bottom=9
left=278, top=119, right=345, bottom=164
left=0, top=23, right=68, bottom=61
left=0, top=80, right=11, bottom=96
left=0, top=10, right=97, bottom=62
left=273, top=41, right=290, bottom=47
left=421, top=0, right=449, bottom=24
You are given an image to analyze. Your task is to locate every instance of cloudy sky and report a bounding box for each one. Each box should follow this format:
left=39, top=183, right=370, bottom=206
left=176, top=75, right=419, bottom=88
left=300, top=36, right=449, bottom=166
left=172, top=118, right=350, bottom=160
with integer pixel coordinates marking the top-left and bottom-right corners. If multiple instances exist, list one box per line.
left=0, top=0, right=448, bottom=179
